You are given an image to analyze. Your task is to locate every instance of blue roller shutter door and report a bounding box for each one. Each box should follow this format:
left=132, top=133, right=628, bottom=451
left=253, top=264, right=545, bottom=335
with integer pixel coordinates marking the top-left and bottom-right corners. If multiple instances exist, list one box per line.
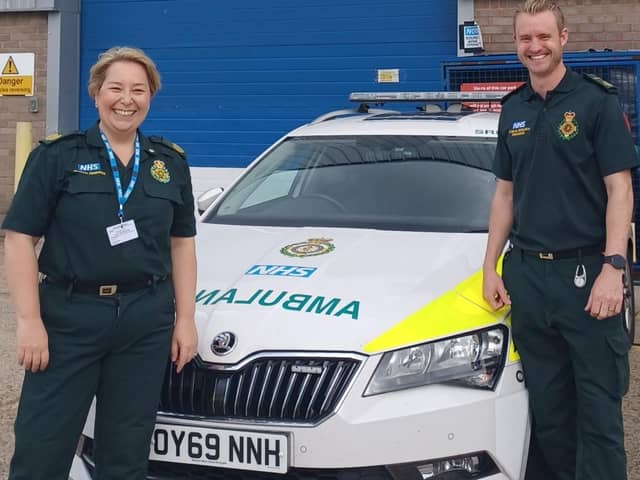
left=80, top=0, right=456, bottom=167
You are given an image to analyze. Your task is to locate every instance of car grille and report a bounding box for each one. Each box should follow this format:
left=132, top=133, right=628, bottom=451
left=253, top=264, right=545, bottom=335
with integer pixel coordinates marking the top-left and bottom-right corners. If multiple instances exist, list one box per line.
left=159, top=355, right=362, bottom=423
left=147, top=462, right=393, bottom=480
left=145, top=461, right=393, bottom=480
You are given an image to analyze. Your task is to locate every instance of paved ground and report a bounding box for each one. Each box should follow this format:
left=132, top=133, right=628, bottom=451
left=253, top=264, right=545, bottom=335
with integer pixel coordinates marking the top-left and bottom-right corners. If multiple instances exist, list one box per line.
left=0, top=242, right=639, bottom=479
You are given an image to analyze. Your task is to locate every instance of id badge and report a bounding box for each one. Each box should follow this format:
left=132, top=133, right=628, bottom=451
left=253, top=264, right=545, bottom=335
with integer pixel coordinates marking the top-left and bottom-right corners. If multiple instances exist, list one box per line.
left=106, top=219, right=139, bottom=246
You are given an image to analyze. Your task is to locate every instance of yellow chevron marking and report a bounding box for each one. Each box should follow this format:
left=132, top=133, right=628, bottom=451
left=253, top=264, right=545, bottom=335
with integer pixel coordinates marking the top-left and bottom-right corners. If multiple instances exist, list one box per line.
left=364, top=257, right=519, bottom=362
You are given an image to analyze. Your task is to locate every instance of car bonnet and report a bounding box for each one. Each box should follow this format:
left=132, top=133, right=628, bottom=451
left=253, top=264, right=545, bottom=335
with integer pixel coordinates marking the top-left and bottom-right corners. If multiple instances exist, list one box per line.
left=194, top=223, right=507, bottom=363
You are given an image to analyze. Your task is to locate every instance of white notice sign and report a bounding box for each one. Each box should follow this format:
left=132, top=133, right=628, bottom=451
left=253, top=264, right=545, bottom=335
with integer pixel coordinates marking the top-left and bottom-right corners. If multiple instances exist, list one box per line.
left=0, top=53, right=35, bottom=96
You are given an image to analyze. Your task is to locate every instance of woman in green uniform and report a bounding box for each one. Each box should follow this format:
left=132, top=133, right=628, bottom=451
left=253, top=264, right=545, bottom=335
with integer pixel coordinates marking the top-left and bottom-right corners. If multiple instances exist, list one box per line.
left=3, top=46, right=198, bottom=479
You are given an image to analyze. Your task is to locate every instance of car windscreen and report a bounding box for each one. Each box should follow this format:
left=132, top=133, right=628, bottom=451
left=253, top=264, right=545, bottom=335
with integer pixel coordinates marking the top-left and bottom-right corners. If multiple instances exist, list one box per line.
left=202, top=135, right=497, bottom=232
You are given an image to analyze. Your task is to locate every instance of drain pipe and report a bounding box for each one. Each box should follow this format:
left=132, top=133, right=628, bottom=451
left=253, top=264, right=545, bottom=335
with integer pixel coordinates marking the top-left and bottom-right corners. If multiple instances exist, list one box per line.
left=14, top=121, right=32, bottom=192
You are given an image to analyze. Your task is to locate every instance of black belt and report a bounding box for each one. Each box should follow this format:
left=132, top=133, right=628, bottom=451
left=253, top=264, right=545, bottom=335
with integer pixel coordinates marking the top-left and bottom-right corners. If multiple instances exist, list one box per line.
left=511, top=244, right=603, bottom=260
left=43, top=275, right=168, bottom=296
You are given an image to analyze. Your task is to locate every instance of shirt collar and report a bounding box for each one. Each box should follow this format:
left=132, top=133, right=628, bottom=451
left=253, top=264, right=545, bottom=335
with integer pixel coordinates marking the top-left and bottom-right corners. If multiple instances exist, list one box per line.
left=521, top=67, right=579, bottom=101
left=86, top=121, right=155, bottom=159
left=86, top=121, right=103, bottom=147
left=552, top=67, right=580, bottom=93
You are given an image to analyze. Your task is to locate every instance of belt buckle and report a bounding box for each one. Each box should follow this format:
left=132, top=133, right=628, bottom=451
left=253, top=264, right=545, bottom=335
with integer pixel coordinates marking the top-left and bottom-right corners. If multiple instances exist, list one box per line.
left=99, top=284, right=118, bottom=296
left=538, top=252, right=554, bottom=260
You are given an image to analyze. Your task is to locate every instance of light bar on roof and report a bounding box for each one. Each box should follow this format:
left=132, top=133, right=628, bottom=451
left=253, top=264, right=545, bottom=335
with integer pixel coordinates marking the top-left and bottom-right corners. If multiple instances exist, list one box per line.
left=349, top=91, right=508, bottom=103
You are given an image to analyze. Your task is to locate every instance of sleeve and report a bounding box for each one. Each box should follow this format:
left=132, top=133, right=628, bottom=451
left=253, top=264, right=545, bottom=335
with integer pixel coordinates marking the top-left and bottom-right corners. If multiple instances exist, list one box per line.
left=1, top=144, right=63, bottom=236
left=493, top=113, right=513, bottom=181
left=594, top=93, right=639, bottom=176
left=170, top=157, right=197, bottom=237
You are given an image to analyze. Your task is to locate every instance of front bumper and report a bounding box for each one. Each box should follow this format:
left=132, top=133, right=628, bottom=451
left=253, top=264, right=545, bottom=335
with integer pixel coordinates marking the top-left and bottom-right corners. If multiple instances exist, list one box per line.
left=71, top=362, right=529, bottom=480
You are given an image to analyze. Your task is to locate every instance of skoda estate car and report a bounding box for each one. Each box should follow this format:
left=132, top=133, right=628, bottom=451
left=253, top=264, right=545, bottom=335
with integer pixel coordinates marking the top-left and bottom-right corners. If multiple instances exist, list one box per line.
left=71, top=92, right=635, bottom=480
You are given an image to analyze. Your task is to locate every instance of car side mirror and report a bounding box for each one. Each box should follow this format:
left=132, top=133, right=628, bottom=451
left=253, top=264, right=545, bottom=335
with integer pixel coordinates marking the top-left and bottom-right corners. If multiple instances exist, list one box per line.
left=197, top=187, right=224, bottom=215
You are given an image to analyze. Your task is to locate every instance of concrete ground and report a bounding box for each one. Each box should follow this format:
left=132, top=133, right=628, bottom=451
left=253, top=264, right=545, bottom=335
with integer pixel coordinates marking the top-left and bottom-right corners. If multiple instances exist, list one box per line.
left=0, top=246, right=639, bottom=478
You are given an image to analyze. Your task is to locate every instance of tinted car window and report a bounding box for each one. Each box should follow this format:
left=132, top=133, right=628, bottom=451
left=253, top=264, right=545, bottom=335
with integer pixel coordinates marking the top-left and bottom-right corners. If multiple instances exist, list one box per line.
left=203, top=135, right=497, bottom=232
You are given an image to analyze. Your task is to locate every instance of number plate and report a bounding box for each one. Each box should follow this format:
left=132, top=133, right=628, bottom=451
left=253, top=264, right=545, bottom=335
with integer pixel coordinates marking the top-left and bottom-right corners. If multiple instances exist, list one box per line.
left=149, top=423, right=288, bottom=473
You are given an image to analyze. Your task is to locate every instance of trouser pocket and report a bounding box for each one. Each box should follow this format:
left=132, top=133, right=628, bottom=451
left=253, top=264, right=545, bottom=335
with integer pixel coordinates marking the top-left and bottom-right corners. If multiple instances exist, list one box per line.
left=606, top=331, right=630, bottom=397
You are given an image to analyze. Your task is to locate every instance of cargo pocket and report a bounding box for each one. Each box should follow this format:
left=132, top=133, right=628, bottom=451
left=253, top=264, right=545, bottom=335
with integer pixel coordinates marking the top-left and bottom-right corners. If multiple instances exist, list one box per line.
left=143, top=180, right=184, bottom=205
left=138, top=180, right=185, bottom=249
left=606, top=332, right=631, bottom=397
left=60, top=173, right=115, bottom=226
left=142, top=180, right=184, bottom=229
left=500, top=247, right=515, bottom=290
left=65, top=171, right=113, bottom=195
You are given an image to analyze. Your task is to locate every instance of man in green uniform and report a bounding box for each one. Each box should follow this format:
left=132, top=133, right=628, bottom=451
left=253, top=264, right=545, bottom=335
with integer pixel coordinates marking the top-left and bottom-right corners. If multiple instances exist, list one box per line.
left=482, top=1, right=637, bottom=479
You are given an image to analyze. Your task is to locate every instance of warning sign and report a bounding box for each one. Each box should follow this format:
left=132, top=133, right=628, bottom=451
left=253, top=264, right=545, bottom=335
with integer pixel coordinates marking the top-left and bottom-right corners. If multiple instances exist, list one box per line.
left=2, top=56, right=18, bottom=74
left=460, top=82, right=524, bottom=112
left=0, top=76, right=32, bottom=95
left=0, top=53, right=34, bottom=96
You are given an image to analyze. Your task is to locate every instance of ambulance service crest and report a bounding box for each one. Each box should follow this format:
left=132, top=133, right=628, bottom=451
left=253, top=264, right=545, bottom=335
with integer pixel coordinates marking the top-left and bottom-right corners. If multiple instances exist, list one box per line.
left=558, top=111, right=579, bottom=140
left=281, top=238, right=335, bottom=258
left=150, top=160, right=170, bottom=183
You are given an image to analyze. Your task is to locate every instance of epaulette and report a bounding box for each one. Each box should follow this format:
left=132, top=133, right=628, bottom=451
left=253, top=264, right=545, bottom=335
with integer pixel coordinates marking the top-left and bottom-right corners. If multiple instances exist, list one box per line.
left=39, top=131, right=83, bottom=145
left=500, top=83, right=527, bottom=105
left=149, top=135, right=186, bottom=158
left=583, top=73, right=617, bottom=93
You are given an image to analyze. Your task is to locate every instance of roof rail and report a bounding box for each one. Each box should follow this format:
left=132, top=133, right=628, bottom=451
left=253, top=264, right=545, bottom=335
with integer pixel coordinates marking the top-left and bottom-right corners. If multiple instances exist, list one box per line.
left=309, top=107, right=398, bottom=124
left=349, top=91, right=509, bottom=103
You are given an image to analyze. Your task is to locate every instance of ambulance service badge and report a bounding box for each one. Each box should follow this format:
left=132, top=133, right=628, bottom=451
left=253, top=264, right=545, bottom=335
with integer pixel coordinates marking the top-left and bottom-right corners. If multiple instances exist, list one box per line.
left=281, top=238, right=335, bottom=258
left=558, top=111, right=579, bottom=140
left=150, top=160, right=171, bottom=183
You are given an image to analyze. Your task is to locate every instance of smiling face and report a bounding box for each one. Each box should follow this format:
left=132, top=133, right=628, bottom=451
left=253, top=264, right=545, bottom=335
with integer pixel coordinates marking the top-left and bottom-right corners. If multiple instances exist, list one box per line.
left=94, top=60, right=151, bottom=141
left=514, top=10, right=568, bottom=84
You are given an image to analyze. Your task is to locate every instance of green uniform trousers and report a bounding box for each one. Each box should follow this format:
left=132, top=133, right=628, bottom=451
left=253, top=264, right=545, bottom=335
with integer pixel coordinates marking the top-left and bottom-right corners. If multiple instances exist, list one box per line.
left=503, top=249, right=630, bottom=480
left=9, top=279, right=175, bottom=480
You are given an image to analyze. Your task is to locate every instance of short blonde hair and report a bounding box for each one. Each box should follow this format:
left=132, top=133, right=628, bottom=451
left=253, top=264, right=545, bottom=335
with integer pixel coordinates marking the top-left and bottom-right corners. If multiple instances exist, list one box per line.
left=514, top=0, right=566, bottom=33
left=88, top=46, right=161, bottom=98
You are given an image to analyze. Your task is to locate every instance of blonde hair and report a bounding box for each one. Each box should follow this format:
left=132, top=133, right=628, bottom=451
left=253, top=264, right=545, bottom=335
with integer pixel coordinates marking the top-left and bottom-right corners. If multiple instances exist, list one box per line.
left=514, top=0, right=566, bottom=33
left=88, top=46, right=161, bottom=98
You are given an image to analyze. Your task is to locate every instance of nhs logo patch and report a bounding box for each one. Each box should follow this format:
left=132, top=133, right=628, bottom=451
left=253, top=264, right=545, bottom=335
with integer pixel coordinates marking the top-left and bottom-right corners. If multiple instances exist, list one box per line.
left=512, top=120, right=527, bottom=129
left=76, top=162, right=101, bottom=172
left=246, top=265, right=317, bottom=278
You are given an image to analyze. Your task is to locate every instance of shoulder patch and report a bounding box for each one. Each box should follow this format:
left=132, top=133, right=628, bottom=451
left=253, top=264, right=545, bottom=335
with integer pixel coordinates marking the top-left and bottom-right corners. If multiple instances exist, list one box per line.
left=45, top=133, right=62, bottom=142
left=583, top=73, right=617, bottom=93
left=500, top=83, right=527, bottom=105
left=149, top=135, right=186, bottom=158
left=171, top=142, right=185, bottom=155
left=39, top=131, right=83, bottom=145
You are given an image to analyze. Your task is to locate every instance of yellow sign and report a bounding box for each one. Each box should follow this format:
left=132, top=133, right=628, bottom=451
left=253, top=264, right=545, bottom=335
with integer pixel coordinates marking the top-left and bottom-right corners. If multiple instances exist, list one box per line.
left=0, top=53, right=34, bottom=96
left=0, top=76, right=32, bottom=95
left=2, top=56, right=18, bottom=74
left=377, top=69, right=400, bottom=84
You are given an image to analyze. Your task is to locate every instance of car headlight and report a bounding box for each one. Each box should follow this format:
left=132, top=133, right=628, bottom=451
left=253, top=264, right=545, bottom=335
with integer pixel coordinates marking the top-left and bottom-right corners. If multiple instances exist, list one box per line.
left=364, top=326, right=507, bottom=396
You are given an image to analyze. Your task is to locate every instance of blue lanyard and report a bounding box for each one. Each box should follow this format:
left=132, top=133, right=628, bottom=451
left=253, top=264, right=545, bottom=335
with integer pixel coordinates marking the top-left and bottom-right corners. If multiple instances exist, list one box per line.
left=100, top=130, right=140, bottom=222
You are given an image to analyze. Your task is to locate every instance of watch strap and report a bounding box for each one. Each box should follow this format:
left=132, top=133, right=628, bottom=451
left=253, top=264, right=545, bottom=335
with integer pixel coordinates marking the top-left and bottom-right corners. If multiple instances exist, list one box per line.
left=603, top=254, right=626, bottom=270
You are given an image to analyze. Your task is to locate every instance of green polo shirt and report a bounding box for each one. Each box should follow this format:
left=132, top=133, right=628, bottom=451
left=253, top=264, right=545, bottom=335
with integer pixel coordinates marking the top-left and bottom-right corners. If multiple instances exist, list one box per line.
left=494, top=68, right=638, bottom=251
left=2, top=123, right=196, bottom=283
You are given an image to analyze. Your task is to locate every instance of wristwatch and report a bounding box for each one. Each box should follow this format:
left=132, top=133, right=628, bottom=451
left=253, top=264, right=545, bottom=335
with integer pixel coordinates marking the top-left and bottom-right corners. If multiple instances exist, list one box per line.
left=603, top=254, right=626, bottom=270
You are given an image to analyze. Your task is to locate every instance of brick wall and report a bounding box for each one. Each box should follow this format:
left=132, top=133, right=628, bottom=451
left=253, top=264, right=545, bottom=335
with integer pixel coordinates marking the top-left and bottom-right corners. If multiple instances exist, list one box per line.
left=0, top=12, right=47, bottom=214
left=475, top=0, right=640, bottom=54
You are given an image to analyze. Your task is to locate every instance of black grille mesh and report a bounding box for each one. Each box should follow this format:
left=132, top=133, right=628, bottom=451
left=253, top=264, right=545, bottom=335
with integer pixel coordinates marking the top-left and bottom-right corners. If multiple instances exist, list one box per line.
left=159, top=356, right=361, bottom=423
left=145, top=461, right=392, bottom=480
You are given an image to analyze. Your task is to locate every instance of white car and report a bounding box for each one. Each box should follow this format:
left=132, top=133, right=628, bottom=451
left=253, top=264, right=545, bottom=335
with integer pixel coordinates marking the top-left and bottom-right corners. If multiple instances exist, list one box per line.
left=71, top=92, right=635, bottom=480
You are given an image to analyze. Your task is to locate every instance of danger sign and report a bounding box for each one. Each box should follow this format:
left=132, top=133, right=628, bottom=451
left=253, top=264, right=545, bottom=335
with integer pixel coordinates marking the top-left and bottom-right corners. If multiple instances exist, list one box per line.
left=0, top=53, right=34, bottom=96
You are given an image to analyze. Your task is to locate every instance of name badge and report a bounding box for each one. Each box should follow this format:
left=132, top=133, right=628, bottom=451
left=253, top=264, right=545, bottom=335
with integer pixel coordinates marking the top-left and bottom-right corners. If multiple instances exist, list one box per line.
left=106, top=219, right=139, bottom=246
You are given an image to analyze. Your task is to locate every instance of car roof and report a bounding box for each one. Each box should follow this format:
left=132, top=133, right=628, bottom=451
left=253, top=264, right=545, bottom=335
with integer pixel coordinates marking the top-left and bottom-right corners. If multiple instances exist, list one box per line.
left=287, top=110, right=500, bottom=138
